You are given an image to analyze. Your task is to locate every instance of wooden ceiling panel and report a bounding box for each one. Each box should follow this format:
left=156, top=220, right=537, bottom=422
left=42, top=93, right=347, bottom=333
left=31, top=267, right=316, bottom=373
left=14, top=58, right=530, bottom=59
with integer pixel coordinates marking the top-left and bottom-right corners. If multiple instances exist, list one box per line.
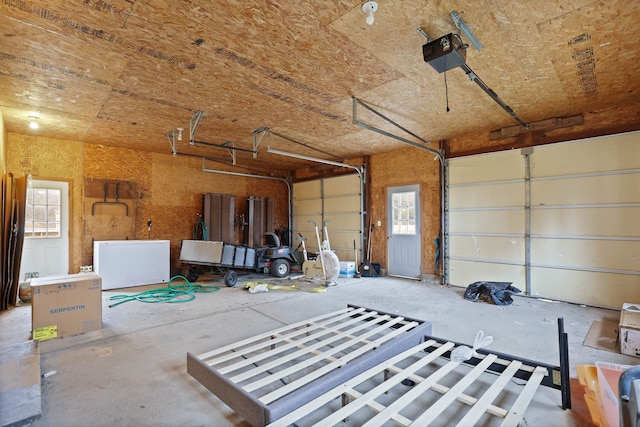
left=537, top=1, right=640, bottom=109
left=1, top=0, right=638, bottom=171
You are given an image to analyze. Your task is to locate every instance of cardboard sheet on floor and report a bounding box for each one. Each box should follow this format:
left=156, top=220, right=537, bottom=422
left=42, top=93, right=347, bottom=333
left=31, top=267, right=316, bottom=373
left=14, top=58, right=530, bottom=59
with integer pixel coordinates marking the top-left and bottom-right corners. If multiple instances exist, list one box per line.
left=584, top=319, right=619, bottom=353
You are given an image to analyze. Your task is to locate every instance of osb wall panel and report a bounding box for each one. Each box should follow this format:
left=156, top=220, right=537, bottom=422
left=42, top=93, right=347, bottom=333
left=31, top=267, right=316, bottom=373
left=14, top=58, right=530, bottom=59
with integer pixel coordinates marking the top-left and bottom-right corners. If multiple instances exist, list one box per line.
left=370, top=147, right=441, bottom=276
left=7, top=134, right=291, bottom=275
left=82, top=178, right=137, bottom=265
left=447, top=102, right=640, bottom=156
left=6, top=132, right=83, bottom=273
left=1, top=111, right=6, bottom=173
left=151, top=155, right=237, bottom=261
left=82, top=144, right=150, bottom=265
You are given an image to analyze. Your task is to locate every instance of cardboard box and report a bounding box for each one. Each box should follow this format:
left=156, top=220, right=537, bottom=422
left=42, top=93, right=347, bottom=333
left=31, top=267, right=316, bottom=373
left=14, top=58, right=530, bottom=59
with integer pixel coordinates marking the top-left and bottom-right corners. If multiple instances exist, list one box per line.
left=339, top=261, right=356, bottom=278
left=620, top=303, right=640, bottom=357
left=31, top=273, right=102, bottom=341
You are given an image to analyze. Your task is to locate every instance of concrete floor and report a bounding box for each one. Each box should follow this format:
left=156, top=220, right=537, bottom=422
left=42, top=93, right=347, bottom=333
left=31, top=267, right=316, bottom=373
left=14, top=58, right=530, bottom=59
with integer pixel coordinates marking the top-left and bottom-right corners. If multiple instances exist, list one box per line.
left=1, top=274, right=637, bottom=426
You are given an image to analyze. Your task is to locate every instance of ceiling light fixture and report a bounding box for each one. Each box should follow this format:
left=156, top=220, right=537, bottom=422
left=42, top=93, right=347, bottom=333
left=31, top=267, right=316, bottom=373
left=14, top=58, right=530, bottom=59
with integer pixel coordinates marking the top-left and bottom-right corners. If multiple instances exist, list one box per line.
left=361, top=1, right=378, bottom=26
left=28, top=115, right=39, bottom=129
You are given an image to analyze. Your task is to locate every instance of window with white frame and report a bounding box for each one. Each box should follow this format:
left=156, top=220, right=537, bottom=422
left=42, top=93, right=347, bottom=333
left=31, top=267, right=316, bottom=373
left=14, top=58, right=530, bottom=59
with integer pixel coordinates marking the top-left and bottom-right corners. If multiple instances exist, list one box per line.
left=24, top=187, right=61, bottom=238
left=392, top=191, right=417, bottom=234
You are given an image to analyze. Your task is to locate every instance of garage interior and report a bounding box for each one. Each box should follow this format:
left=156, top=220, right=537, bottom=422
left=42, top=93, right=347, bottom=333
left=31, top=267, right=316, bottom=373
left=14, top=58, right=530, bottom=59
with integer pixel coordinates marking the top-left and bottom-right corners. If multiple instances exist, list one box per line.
left=1, top=0, right=639, bottom=426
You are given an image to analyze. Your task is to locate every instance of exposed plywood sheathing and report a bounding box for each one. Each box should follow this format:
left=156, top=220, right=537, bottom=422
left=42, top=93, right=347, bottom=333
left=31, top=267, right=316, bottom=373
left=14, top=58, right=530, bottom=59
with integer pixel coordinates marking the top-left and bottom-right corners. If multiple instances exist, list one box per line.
left=1, top=1, right=639, bottom=170
left=2, top=0, right=640, bottom=282
left=82, top=178, right=137, bottom=265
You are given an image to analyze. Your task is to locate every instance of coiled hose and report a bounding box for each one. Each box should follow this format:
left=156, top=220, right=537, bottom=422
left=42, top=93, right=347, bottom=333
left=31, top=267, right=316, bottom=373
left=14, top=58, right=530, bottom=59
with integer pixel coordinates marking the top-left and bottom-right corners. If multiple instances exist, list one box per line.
left=108, top=275, right=220, bottom=307
left=193, top=217, right=208, bottom=240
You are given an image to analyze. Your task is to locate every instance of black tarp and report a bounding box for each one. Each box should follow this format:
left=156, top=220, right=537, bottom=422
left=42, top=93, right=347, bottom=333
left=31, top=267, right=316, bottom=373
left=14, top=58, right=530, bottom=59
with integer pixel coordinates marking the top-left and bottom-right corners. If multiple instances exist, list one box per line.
left=463, top=281, right=522, bottom=306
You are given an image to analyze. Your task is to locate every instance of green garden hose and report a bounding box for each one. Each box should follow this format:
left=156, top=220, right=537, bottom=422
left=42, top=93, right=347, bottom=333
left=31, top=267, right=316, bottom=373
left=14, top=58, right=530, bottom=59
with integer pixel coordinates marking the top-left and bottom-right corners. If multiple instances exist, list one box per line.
left=108, top=275, right=220, bottom=307
left=193, top=218, right=208, bottom=240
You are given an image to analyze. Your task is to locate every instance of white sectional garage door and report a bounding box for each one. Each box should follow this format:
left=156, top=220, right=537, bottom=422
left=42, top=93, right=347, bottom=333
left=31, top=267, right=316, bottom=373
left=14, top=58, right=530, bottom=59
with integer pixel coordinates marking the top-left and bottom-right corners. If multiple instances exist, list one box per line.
left=293, top=174, right=362, bottom=263
left=446, top=131, right=640, bottom=308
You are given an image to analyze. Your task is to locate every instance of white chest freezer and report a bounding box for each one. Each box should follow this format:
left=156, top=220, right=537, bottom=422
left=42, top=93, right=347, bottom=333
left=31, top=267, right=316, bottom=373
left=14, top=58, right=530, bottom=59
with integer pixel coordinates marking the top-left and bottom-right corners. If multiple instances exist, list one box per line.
left=93, top=240, right=170, bottom=290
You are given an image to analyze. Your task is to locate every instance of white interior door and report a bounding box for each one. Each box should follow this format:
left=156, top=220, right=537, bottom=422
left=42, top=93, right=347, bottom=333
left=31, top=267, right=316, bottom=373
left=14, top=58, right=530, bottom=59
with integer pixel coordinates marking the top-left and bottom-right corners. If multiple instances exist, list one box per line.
left=387, top=184, right=421, bottom=278
left=19, top=179, right=69, bottom=281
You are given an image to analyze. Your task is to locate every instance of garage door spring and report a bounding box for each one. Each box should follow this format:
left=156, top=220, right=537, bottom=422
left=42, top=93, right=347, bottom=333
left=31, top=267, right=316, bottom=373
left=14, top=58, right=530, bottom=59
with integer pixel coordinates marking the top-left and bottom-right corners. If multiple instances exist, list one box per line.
left=108, top=275, right=220, bottom=307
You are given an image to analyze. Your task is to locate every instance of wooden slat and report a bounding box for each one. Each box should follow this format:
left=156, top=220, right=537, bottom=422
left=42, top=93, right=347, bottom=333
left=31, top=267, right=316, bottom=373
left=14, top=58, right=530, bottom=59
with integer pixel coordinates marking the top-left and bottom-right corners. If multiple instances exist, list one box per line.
left=456, top=360, right=523, bottom=426
left=267, top=339, right=441, bottom=427
left=257, top=320, right=417, bottom=403
left=500, top=366, right=548, bottom=427
left=411, top=354, right=499, bottom=425
left=343, top=388, right=414, bottom=427
left=361, top=360, right=462, bottom=427
left=385, top=365, right=509, bottom=418
left=197, top=307, right=356, bottom=360
left=268, top=341, right=550, bottom=427
left=313, top=341, right=456, bottom=427
left=216, top=309, right=378, bottom=374
left=230, top=314, right=392, bottom=383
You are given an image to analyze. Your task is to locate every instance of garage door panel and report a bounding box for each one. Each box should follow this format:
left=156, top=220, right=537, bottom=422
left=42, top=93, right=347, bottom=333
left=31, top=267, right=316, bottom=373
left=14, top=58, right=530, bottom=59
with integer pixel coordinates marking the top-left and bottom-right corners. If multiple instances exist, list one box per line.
left=447, top=131, right=639, bottom=309
left=449, top=210, right=525, bottom=234
left=327, top=233, right=360, bottom=262
left=294, top=199, right=322, bottom=216
left=531, top=132, right=640, bottom=177
left=450, top=235, right=524, bottom=264
left=324, top=175, right=361, bottom=195
left=531, top=208, right=640, bottom=237
left=324, top=196, right=361, bottom=213
left=324, top=213, right=360, bottom=231
left=531, top=268, right=640, bottom=307
left=532, top=239, right=640, bottom=272
left=532, top=173, right=640, bottom=205
left=449, top=182, right=524, bottom=209
left=294, top=181, right=321, bottom=199
left=449, top=260, right=525, bottom=290
left=294, top=215, right=322, bottom=237
left=449, top=150, right=524, bottom=185
left=293, top=174, right=361, bottom=263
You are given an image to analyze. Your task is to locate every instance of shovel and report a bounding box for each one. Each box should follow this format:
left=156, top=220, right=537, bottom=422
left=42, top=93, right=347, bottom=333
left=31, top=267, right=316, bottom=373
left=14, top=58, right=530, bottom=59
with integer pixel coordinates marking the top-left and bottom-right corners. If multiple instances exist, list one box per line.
left=354, top=240, right=361, bottom=278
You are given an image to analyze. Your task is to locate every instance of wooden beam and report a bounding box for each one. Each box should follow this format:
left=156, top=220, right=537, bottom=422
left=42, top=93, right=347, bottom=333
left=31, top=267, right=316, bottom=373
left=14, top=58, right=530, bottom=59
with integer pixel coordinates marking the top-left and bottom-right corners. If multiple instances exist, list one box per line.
left=489, top=115, right=584, bottom=140
left=446, top=121, right=640, bottom=158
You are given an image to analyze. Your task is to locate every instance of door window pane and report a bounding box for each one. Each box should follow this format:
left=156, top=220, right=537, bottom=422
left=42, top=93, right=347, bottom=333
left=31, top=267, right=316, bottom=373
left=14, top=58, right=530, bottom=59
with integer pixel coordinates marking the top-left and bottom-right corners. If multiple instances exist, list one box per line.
left=392, top=191, right=417, bottom=234
left=24, top=187, right=62, bottom=238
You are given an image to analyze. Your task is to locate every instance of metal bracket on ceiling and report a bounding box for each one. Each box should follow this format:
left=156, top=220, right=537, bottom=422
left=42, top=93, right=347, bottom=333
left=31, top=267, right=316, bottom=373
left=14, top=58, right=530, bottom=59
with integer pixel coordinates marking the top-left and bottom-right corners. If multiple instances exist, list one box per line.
left=185, top=110, right=257, bottom=165
left=223, top=141, right=237, bottom=165
left=252, top=126, right=269, bottom=159
left=450, top=10, right=483, bottom=51
left=257, top=126, right=343, bottom=162
left=189, top=110, right=205, bottom=145
left=351, top=97, right=443, bottom=161
left=417, top=27, right=432, bottom=43
left=166, top=129, right=178, bottom=156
